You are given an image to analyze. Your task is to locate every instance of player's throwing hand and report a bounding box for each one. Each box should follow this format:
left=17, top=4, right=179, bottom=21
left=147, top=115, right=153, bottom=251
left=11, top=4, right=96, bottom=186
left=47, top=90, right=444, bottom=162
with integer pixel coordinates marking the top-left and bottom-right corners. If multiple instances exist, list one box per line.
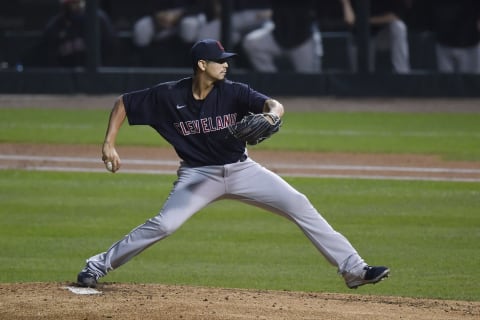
left=102, top=142, right=120, bottom=173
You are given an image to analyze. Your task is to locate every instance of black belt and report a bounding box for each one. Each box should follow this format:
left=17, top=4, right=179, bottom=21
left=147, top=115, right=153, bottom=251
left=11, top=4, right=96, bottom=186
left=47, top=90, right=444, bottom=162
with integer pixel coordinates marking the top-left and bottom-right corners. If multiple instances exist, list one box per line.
left=238, top=154, right=248, bottom=162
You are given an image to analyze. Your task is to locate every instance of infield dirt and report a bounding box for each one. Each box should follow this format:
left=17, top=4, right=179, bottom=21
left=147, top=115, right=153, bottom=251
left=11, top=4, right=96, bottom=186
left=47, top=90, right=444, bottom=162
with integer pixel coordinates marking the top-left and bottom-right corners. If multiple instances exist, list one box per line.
left=1, top=282, right=479, bottom=320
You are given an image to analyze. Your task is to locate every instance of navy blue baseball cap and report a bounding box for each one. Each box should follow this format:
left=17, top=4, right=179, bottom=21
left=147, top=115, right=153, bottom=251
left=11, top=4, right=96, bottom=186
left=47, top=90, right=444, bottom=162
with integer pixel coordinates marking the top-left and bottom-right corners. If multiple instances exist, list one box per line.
left=191, top=39, right=237, bottom=65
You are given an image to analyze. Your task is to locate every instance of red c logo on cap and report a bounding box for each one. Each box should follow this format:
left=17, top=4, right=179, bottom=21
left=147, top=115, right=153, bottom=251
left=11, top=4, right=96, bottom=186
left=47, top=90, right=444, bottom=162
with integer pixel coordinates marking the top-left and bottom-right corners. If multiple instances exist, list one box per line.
left=216, top=41, right=225, bottom=51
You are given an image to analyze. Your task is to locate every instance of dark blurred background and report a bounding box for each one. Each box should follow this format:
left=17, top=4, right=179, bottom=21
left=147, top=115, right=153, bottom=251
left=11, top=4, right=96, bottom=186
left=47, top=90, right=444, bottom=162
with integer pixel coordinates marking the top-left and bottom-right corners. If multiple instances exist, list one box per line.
left=1, top=0, right=479, bottom=96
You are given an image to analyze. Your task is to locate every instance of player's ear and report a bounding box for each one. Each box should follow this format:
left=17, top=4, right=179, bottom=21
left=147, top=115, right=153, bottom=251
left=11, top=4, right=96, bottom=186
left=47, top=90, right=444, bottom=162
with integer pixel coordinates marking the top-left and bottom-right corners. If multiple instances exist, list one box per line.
left=197, top=60, right=207, bottom=71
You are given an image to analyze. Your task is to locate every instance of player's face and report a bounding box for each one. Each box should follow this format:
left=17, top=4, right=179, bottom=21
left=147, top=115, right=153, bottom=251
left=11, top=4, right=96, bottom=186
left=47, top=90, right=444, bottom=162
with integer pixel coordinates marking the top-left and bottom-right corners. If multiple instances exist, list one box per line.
left=205, top=59, right=229, bottom=80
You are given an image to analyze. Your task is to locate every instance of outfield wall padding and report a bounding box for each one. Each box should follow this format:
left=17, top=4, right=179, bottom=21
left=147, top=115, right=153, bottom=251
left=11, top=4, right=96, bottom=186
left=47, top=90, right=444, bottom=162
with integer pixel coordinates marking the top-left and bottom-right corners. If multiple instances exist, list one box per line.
left=0, top=69, right=479, bottom=97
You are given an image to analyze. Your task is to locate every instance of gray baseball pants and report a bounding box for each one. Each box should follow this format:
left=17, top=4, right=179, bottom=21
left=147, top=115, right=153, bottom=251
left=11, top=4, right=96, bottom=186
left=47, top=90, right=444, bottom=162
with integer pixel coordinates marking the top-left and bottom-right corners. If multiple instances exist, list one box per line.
left=85, top=158, right=365, bottom=280
left=436, top=43, right=480, bottom=74
left=242, top=22, right=323, bottom=73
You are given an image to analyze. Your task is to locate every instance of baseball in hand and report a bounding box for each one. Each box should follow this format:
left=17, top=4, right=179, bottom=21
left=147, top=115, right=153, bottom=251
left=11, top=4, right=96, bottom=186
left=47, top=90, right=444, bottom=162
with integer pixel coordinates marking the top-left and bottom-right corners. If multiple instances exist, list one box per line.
left=106, top=161, right=113, bottom=172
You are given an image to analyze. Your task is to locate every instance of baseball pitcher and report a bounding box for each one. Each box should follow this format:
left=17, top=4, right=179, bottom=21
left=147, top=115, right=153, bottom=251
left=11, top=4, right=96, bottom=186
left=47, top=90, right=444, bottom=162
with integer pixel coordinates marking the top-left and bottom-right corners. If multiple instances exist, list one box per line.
left=77, top=39, right=389, bottom=290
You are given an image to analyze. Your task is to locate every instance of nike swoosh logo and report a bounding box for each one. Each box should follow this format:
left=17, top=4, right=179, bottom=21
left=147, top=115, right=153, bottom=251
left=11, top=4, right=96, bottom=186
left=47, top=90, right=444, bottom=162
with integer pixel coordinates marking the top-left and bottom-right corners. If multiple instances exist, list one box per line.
left=176, top=105, right=187, bottom=109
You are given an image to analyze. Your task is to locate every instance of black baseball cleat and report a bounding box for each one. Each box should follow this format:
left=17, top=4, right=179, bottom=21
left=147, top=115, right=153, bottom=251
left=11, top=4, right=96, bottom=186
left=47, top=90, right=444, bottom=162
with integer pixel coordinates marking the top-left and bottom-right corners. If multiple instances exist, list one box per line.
left=77, top=269, right=98, bottom=288
left=345, top=265, right=390, bottom=289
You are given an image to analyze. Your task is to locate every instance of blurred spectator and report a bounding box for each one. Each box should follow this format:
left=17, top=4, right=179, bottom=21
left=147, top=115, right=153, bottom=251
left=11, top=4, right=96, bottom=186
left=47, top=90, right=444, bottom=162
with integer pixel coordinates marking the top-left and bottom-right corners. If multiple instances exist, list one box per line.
left=179, top=0, right=271, bottom=46
left=351, top=0, right=411, bottom=73
left=315, top=0, right=357, bottom=72
left=130, top=0, right=194, bottom=66
left=26, top=0, right=117, bottom=67
left=316, top=0, right=356, bottom=32
left=241, top=0, right=322, bottom=73
left=132, top=0, right=193, bottom=48
left=410, top=0, right=480, bottom=74
left=130, top=0, right=270, bottom=67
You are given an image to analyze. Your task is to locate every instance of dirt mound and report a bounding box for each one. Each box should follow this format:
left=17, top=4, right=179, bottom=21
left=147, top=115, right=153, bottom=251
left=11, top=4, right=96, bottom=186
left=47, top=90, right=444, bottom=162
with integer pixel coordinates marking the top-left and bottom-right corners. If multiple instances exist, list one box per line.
left=1, top=283, right=479, bottom=320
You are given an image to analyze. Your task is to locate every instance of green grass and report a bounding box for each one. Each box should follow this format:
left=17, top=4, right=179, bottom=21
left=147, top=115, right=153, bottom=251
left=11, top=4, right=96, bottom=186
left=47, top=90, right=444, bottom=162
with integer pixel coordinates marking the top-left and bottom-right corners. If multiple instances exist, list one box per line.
left=0, top=170, right=479, bottom=301
left=1, top=105, right=479, bottom=302
left=0, top=108, right=166, bottom=147
left=273, top=112, right=480, bottom=161
left=1, top=108, right=479, bottom=160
